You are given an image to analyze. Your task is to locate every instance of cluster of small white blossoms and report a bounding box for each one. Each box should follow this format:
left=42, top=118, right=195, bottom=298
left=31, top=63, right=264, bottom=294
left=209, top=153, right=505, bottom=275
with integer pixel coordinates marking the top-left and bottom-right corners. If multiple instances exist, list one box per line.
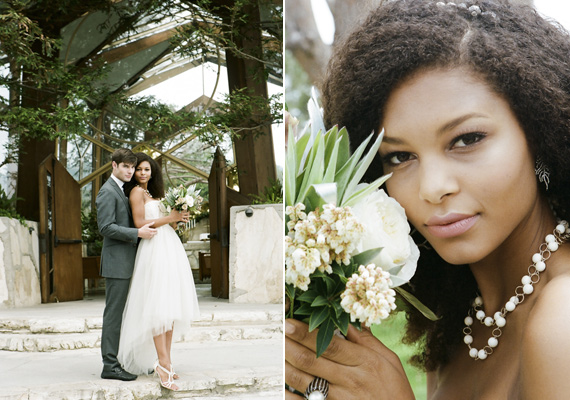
left=285, top=203, right=364, bottom=291
left=340, top=264, right=397, bottom=327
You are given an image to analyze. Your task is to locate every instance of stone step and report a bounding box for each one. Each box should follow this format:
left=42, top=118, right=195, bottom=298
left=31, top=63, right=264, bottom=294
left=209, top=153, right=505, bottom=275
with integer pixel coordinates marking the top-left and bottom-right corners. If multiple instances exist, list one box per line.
left=0, top=340, right=283, bottom=400
left=0, top=311, right=281, bottom=334
left=0, top=323, right=283, bottom=352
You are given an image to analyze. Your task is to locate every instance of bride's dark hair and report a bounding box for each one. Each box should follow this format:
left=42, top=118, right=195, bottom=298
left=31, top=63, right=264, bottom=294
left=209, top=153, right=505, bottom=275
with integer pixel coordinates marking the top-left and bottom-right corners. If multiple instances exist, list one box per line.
left=124, top=152, right=165, bottom=199
left=320, top=0, right=570, bottom=371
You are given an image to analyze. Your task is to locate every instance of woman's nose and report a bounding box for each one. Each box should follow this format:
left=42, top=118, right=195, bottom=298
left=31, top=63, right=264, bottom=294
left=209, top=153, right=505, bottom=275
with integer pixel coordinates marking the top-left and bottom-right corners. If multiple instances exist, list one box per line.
left=418, top=159, right=459, bottom=204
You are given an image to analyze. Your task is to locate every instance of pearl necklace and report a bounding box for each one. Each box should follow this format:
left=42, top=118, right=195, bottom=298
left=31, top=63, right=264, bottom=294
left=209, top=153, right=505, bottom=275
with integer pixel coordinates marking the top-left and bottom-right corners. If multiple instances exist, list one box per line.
left=137, top=185, right=153, bottom=198
left=463, top=220, right=570, bottom=360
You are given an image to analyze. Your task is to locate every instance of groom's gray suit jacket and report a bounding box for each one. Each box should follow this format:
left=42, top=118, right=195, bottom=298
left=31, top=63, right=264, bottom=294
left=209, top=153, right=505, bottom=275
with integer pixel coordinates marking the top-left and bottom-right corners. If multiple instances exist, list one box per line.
left=96, top=178, right=139, bottom=278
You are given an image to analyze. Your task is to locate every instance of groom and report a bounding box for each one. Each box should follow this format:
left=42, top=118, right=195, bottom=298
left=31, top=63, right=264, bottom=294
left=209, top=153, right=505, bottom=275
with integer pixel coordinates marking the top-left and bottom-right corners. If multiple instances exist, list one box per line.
left=96, top=148, right=157, bottom=381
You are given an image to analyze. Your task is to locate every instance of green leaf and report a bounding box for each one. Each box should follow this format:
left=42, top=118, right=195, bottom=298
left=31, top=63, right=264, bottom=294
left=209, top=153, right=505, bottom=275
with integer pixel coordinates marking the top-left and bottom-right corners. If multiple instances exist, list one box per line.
left=309, top=306, right=329, bottom=332
left=336, top=127, right=351, bottom=172
left=334, top=310, right=350, bottom=336
left=294, top=302, right=314, bottom=316
left=297, top=289, right=318, bottom=303
left=311, top=295, right=329, bottom=307
left=316, top=317, right=336, bottom=358
left=323, top=275, right=336, bottom=294
left=295, top=131, right=311, bottom=176
left=296, top=132, right=325, bottom=204
left=332, top=262, right=345, bottom=278
left=394, top=287, right=440, bottom=321
left=352, top=247, right=384, bottom=267
left=285, top=128, right=297, bottom=207
left=305, top=183, right=337, bottom=210
left=324, top=125, right=339, bottom=167
left=342, top=129, right=384, bottom=203
left=341, top=173, right=392, bottom=208
left=334, top=132, right=374, bottom=205
left=322, top=136, right=341, bottom=184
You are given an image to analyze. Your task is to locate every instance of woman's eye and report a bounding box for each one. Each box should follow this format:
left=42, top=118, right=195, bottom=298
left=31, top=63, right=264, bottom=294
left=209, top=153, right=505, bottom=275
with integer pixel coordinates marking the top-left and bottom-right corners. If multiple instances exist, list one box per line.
left=383, top=152, right=412, bottom=165
left=452, top=132, right=486, bottom=148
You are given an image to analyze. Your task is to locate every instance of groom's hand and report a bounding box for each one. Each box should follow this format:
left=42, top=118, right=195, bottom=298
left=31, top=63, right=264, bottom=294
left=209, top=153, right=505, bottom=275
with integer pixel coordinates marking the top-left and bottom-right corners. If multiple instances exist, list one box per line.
left=138, top=222, right=157, bottom=239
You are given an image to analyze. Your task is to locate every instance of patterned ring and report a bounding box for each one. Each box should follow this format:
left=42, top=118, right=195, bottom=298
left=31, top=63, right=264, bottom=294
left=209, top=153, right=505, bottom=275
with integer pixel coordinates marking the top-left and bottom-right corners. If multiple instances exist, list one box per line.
left=304, top=377, right=330, bottom=400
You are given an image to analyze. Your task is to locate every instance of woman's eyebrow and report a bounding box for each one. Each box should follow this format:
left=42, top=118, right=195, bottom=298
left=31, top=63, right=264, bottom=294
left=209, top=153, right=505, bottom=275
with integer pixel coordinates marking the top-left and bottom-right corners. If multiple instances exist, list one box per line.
left=436, top=112, right=488, bottom=135
left=382, top=112, right=489, bottom=144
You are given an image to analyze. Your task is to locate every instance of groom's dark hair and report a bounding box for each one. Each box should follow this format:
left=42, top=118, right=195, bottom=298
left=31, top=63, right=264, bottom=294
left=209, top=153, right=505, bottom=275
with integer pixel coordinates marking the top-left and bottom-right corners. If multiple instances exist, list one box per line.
left=111, top=148, right=137, bottom=166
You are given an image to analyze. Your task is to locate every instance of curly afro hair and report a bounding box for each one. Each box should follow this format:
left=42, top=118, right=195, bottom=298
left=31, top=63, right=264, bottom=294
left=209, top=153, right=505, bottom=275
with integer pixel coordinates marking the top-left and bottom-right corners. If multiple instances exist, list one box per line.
left=320, top=0, right=570, bottom=371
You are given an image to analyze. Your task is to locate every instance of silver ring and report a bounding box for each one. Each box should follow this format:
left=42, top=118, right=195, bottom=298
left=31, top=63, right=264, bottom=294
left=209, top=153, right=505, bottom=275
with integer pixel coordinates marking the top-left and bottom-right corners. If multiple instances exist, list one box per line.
left=304, top=377, right=329, bottom=400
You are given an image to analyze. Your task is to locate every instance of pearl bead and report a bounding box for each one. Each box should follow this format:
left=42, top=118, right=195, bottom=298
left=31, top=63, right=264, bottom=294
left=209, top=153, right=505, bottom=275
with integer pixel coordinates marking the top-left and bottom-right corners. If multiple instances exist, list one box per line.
left=474, top=296, right=483, bottom=306
left=478, top=350, right=488, bottom=360
left=476, top=310, right=486, bottom=320
left=488, top=337, right=499, bottom=348
left=464, top=316, right=473, bottom=326
left=494, top=311, right=503, bottom=320
left=505, top=301, right=516, bottom=312
left=469, top=348, right=478, bottom=358
left=556, top=224, right=565, bottom=234
left=464, top=335, right=473, bottom=344
left=548, top=241, right=559, bottom=251
left=308, top=392, right=325, bottom=400
left=521, top=275, right=532, bottom=285
left=546, top=234, right=556, bottom=243
left=509, top=296, right=519, bottom=305
left=484, top=317, right=494, bottom=327
left=496, top=317, right=506, bottom=327
left=523, top=284, right=534, bottom=294
left=532, top=253, right=542, bottom=263
left=535, top=261, right=546, bottom=272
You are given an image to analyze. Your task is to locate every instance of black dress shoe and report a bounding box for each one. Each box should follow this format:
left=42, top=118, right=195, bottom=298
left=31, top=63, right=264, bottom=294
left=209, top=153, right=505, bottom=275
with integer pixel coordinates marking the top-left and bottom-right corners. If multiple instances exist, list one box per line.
left=101, top=366, right=137, bottom=381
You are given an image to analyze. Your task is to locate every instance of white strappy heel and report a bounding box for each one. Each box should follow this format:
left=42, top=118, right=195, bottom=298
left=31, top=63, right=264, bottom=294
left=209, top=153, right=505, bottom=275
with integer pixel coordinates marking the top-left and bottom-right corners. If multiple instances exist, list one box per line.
left=154, top=361, right=178, bottom=391
left=170, top=364, right=179, bottom=380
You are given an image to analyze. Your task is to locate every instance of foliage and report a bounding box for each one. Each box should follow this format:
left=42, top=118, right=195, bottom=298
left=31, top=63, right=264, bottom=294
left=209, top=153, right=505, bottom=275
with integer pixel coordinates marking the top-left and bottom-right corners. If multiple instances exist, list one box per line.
left=81, top=209, right=103, bottom=256
left=0, top=185, right=27, bottom=226
left=169, top=0, right=282, bottom=82
left=249, top=178, right=283, bottom=204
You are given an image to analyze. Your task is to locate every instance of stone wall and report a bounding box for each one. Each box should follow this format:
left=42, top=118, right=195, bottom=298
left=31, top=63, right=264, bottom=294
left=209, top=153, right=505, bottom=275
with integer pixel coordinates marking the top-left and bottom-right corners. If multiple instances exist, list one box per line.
left=0, top=217, right=41, bottom=309
left=229, top=204, right=283, bottom=304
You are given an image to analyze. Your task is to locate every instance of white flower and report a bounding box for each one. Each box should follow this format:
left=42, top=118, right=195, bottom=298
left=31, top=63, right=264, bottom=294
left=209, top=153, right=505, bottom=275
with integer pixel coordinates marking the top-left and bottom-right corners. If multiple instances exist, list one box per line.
left=285, top=242, right=321, bottom=291
left=340, top=264, right=397, bottom=327
left=286, top=203, right=307, bottom=222
left=351, top=189, right=419, bottom=287
left=185, top=195, right=195, bottom=207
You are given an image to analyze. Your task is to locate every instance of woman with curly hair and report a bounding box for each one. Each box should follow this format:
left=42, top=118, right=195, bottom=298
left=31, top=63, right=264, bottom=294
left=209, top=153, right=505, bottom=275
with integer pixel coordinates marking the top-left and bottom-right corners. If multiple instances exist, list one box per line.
left=285, top=0, right=570, bottom=398
left=118, top=152, right=200, bottom=391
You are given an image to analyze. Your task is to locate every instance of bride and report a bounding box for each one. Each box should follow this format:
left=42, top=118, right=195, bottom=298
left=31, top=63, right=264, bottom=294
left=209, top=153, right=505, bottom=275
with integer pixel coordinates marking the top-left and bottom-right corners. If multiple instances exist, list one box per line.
left=286, top=0, right=570, bottom=399
left=118, top=152, right=200, bottom=391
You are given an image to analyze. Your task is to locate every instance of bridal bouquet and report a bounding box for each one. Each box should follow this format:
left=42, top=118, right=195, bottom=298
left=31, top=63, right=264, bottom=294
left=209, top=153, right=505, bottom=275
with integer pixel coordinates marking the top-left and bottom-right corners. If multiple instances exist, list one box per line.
left=285, top=93, right=437, bottom=357
left=162, top=184, right=203, bottom=233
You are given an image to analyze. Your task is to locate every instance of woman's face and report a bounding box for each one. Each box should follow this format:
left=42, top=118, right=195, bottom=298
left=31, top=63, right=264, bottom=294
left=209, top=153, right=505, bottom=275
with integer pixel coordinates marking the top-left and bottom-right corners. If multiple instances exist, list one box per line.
left=379, top=68, right=539, bottom=265
left=134, top=161, right=152, bottom=185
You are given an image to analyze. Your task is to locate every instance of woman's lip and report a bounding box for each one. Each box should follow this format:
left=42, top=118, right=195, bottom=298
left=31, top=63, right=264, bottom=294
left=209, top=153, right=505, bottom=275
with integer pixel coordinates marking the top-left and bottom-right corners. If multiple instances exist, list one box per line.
left=425, top=214, right=479, bottom=239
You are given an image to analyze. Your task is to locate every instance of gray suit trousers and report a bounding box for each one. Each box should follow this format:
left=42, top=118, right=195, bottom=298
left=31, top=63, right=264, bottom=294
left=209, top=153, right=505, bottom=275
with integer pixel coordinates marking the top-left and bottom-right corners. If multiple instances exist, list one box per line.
left=101, top=277, right=131, bottom=370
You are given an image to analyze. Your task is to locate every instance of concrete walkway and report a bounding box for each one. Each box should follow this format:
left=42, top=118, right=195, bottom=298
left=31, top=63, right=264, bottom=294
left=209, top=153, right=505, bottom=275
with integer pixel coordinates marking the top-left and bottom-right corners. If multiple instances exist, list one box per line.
left=0, top=286, right=284, bottom=399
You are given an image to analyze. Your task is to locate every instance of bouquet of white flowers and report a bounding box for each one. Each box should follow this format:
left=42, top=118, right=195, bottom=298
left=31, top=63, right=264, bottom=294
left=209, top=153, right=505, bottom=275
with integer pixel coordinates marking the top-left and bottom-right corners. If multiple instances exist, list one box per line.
left=162, top=184, right=203, bottom=233
left=285, top=92, right=437, bottom=357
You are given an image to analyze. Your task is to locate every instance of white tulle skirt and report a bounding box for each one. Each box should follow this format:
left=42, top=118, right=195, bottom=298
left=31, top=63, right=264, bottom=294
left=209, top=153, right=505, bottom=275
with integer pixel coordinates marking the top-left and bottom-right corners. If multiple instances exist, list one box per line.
left=118, top=205, right=200, bottom=375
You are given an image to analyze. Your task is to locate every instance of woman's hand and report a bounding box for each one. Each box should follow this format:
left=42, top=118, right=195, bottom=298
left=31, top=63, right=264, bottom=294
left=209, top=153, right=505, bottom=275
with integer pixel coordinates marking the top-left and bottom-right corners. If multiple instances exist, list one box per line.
left=169, top=209, right=190, bottom=223
left=285, top=319, right=415, bottom=400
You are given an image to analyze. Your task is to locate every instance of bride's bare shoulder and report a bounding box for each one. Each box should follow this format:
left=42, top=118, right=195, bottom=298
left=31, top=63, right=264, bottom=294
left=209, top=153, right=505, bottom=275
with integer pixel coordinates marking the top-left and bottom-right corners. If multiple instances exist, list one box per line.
left=519, top=273, right=570, bottom=399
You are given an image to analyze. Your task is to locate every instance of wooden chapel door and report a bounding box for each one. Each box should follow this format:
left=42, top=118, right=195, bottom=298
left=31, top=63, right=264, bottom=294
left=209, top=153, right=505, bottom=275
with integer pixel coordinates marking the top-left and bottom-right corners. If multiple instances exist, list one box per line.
left=38, top=154, right=83, bottom=302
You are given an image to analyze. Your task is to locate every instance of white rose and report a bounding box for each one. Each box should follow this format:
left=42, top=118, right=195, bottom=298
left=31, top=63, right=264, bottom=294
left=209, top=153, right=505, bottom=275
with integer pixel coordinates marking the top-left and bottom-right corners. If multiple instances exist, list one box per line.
left=351, top=189, right=419, bottom=287
left=185, top=195, right=195, bottom=207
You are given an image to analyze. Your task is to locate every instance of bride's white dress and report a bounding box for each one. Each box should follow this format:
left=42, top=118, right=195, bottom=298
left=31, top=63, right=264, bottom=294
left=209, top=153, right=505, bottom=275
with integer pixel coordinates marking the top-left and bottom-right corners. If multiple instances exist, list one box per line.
left=118, top=200, right=200, bottom=375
